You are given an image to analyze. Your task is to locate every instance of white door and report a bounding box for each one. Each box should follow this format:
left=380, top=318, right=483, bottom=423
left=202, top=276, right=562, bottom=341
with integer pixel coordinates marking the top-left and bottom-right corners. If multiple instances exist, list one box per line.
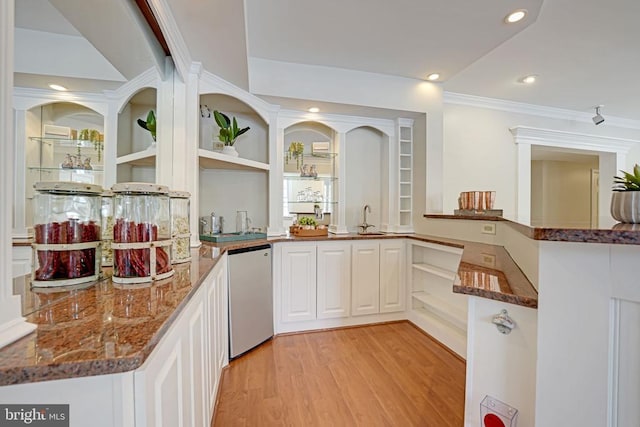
left=380, top=240, right=406, bottom=313
left=281, top=244, right=317, bottom=322
left=351, top=241, right=380, bottom=316
left=317, top=242, right=351, bottom=319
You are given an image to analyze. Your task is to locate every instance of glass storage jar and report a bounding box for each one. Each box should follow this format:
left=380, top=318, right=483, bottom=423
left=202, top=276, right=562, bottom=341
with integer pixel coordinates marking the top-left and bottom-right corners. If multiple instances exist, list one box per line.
left=101, top=190, right=114, bottom=267
left=170, top=191, right=191, bottom=264
left=111, top=183, right=174, bottom=284
left=31, top=181, right=102, bottom=287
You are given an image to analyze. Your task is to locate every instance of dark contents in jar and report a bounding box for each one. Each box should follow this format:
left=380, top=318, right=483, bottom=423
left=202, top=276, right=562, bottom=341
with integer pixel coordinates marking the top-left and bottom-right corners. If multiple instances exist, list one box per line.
left=34, top=220, right=100, bottom=281
left=113, top=219, right=171, bottom=278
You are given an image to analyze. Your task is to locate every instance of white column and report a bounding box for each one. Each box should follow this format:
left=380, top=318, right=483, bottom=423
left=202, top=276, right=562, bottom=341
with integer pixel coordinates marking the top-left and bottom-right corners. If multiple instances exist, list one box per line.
left=103, top=101, right=118, bottom=188
left=0, top=0, right=36, bottom=348
left=516, top=142, right=532, bottom=224
left=13, top=109, right=28, bottom=237
left=330, top=131, right=348, bottom=234
left=156, top=58, right=176, bottom=187
left=268, top=117, right=284, bottom=236
left=425, top=108, right=444, bottom=213
left=182, top=63, right=201, bottom=247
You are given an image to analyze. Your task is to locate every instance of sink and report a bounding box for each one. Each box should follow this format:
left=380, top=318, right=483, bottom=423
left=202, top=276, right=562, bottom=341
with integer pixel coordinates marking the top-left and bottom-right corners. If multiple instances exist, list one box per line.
left=357, top=231, right=386, bottom=236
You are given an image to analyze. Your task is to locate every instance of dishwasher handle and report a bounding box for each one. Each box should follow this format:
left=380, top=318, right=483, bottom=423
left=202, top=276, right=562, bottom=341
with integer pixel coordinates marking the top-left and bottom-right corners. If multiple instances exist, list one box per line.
left=228, top=244, right=271, bottom=255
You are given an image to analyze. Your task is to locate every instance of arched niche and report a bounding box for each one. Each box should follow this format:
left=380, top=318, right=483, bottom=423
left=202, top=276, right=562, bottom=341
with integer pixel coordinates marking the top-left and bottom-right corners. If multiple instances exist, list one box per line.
left=23, top=101, right=105, bottom=228
left=116, top=87, right=157, bottom=183
left=344, top=125, right=390, bottom=232
left=281, top=121, right=338, bottom=227
left=199, top=93, right=269, bottom=163
left=198, top=93, right=271, bottom=235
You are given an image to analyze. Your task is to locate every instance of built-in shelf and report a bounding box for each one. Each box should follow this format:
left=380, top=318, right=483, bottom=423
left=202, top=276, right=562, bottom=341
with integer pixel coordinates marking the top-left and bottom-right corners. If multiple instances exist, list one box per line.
left=412, top=262, right=457, bottom=281
left=409, top=306, right=466, bottom=357
left=198, top=149, right=269, bottom=172
left=412, top=291, right=467, bottom=331
left=283, top=174, right=336, bottom=182
left=116, top=147, right=157, bottom=166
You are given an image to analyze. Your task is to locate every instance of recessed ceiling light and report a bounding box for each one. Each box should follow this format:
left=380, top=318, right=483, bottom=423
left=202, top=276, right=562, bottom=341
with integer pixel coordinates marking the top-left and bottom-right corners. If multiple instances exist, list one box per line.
left=505, top=9, right=527, bottom=24
left=308, top=107, right=320, bottom=113
left=427, top=73, right=440, bottom=81
left=49, top=84, right=67, bottom=91
left=520, top=75, right=537, bottom=84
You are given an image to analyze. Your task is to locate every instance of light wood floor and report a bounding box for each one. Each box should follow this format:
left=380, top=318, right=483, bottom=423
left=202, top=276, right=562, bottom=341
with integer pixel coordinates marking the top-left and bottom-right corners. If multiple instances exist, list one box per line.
left=212, top=321, right=466, bottom=426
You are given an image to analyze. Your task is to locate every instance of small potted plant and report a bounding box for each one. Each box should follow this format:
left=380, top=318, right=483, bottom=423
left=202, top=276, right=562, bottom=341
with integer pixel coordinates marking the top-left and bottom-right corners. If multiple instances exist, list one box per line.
left=137, top=110, right=157, bottom=148
left=611, top=164, right=640, bottom=223
left=213, top=110, right=250, bottom=157
left=286, top=141, right=305, bottom=169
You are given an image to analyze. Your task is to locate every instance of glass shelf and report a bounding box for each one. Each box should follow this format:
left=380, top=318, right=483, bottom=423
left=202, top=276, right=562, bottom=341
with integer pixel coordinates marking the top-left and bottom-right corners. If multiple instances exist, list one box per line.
left=283, top=175, right=337, bottom=181
left=28, top=137, right=102, bottom=149
left=27, top=166, right=104, bottom=172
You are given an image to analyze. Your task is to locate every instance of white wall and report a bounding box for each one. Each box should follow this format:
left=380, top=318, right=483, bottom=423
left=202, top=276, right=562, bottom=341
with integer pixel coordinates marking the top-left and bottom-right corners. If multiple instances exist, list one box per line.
left=531, top=160, right=596, bottom=228
left=344, top=127, right=384, bottom=232
left=435, top=102, right=640, bottom=222
left=199, top=169, right=268, bottom=233
left=249, top=58, right=445, bottom=213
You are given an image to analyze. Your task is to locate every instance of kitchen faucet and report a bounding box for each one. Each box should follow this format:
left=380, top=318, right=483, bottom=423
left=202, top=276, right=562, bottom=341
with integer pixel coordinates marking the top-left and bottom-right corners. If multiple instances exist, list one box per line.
left=359, top=204, right=373, bottom=234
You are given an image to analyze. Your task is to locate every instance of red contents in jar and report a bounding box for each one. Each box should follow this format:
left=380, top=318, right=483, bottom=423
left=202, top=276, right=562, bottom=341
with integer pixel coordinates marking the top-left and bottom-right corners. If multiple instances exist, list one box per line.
left=34, top=220, right=100, bottom=281
left=113, top=219, right=171, bottom=278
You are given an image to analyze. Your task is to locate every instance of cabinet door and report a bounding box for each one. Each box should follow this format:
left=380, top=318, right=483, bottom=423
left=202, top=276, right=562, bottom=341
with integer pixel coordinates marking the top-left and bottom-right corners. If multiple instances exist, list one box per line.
left=281, top=245, right=317, bottom=322
left=351, top=242, right=380, bottom=316
left=135, top=286, right=206, bottom=427
left=206, top=256, right=228, bottom=418
left=317, top=243, right=351, bottom=319
left=380, top=240, right=406, bottom=313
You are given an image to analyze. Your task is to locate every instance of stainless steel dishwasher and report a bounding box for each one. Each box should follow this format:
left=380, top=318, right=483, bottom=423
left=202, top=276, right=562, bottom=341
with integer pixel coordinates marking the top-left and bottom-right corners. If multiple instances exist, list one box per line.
left=228, top=244, right=273, bottom=359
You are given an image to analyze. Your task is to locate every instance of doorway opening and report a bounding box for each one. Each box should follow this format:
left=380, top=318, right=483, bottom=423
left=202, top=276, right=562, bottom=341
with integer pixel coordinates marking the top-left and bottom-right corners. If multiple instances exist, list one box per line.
left=530, top=146, right=599, bottom=228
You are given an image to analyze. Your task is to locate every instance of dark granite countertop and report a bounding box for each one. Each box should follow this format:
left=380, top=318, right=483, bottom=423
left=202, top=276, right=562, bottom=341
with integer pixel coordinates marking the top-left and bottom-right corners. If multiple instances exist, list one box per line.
left=424, top=214, right=640, bottom=245
left=1, top=232, right=535, bottom=386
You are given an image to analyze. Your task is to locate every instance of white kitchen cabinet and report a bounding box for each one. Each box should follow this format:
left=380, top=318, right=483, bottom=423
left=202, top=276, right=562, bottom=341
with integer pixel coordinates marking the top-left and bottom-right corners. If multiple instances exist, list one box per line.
left=274, top=239, right=406, bottom=333
left=0, top=255, right=229, bottom=427
left=135, top=254, right=228, bottom=426
left=317, top=242, right=351, bottom=319
left=352, top=240, right=406, bottom=317
left=206, top=256, right=228, bottom=416
left=134, top=288, right=204, bottom=427
left=351, top=241, right=381, bottom=316
left=280, top=244, right=317, bottom=322
left=380, top=240, right=406, bottom=313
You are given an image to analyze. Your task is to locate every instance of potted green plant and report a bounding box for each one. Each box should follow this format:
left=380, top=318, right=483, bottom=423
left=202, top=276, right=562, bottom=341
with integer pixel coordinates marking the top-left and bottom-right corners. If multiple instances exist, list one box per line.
left=611, top=164, right=640, bottom=223
left=213, top=110, right=250, bottom=157
left=137, top=110, right=157, bottom=147
left=285, top=141, right=305, bottom=169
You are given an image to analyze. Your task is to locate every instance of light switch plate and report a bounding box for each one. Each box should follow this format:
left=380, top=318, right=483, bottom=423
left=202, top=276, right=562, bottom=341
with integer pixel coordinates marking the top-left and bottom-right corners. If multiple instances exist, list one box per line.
left=481, top=223, right=496, bottom=235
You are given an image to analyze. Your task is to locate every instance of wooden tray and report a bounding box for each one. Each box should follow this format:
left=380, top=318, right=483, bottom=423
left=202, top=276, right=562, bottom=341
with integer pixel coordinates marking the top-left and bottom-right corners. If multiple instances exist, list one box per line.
left=291, top=227, right=328, bottom=237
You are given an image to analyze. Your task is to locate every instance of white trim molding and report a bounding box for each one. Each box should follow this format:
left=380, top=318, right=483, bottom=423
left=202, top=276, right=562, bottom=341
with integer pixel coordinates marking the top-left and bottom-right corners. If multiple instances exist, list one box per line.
left=445, top=91, right=640, bottom=130
left=510, top=126, right=638, bottom=224
left=510, top=126, right=639, bottom=153
left=1, top=0, right=36, bottom=349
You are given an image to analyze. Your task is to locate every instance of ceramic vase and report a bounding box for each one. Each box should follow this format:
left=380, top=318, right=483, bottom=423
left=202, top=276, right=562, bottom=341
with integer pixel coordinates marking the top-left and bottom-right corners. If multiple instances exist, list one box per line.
left=221, top=145, right=238, bottom=157
left=611, top=191, right=640, bottom=223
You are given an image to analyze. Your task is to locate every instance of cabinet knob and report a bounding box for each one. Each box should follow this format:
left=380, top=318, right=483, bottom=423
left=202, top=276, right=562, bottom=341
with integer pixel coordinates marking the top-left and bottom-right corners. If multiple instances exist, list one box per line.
left=492, top=309, right=516, bottom=334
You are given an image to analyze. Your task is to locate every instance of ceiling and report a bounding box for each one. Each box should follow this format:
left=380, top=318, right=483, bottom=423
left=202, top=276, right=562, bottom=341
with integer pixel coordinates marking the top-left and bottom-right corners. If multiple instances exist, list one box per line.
left=12, top=0, right=640, bottom=123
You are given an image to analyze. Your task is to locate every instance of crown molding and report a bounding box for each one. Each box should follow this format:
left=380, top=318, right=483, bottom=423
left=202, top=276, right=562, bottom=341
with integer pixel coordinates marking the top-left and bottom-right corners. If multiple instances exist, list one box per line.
left=444, top=91, right=640, bottom=130
left=510, top=125, right=639, bottom=154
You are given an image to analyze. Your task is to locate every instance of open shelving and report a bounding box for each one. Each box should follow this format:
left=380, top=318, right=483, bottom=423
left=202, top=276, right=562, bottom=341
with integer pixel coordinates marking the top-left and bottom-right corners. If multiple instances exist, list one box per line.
left=398, top=121, right=413, bottom=229
left=408, top=240, right=467, bottom=357
left=198, top=149, right=269, bottom=172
